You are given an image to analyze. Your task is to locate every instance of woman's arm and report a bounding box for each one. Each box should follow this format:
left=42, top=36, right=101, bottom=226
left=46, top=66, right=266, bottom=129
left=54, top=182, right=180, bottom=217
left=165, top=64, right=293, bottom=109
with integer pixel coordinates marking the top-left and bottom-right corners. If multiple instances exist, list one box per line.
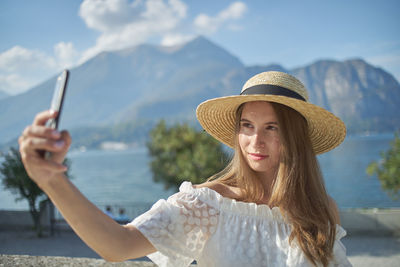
left=43, top=173, right=155, bottom=261
left=19, top=110, right=156, bottom=261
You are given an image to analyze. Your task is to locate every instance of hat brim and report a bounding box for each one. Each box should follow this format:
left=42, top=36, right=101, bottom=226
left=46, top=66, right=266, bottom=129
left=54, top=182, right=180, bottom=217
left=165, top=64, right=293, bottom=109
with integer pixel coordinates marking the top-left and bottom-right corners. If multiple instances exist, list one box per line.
left=196, top=95, right=346, bottom=155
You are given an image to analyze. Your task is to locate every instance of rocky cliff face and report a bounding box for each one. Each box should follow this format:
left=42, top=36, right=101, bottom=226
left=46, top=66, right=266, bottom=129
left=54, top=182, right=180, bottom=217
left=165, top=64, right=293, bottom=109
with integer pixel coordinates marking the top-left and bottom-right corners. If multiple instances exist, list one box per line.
left=292, top=59, right=400, bottom=132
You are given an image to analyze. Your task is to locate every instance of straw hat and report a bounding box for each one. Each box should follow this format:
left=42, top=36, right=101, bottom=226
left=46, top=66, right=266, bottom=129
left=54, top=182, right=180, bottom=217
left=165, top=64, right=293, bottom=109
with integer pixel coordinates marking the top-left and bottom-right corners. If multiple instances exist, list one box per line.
left=196, top=71, right=346, bottom=154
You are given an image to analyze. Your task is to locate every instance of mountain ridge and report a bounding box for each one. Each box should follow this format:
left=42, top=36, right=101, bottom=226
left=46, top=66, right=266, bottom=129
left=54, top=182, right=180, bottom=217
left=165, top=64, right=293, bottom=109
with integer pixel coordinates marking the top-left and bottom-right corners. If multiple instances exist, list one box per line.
left=0, top=36, right=399, bottom=145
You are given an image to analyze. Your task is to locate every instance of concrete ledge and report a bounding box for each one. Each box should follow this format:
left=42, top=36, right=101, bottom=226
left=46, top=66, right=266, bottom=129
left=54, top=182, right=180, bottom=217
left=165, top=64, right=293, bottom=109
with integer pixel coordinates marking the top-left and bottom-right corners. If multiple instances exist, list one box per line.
left=340, top=208, right=400, bottom=236
left=0, top=255, right=156, bottom=267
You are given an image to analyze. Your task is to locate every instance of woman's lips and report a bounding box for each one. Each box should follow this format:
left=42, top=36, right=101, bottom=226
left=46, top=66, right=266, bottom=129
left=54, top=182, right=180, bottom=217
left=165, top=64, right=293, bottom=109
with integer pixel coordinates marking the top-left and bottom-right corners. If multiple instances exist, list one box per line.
left=248, top=153, right=268, bottom=161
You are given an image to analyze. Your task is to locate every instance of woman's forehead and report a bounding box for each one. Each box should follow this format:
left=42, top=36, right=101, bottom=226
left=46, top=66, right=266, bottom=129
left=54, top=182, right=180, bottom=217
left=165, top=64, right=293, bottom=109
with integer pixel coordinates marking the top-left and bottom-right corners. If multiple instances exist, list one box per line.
left=241, top=101, right=277, bottom=119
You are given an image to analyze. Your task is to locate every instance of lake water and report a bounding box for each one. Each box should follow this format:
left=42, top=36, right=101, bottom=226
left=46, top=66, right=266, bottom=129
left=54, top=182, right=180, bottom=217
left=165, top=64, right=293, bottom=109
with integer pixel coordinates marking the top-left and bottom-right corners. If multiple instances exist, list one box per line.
left=1, top=133, right=399, bottom=213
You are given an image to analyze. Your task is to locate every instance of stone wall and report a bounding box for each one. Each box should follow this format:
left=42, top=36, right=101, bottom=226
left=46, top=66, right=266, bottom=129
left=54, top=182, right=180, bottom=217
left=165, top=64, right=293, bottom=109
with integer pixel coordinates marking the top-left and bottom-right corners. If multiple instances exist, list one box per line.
left=0, top=255, right=156, bottom=267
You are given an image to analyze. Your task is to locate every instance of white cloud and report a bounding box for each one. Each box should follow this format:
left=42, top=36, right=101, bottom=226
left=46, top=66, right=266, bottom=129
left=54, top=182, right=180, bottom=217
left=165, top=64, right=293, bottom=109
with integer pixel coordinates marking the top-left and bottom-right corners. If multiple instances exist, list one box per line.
left=0, top=46, right=58, bottom=95
left=79, top=0, right=188, bottom=62
left=0, top=44, right=79, bottom=95
left=79, top=0, right=143, bottom=32
left=161, top=33, right=194, bottom=46
left=1, top=1, right=249, bottom=95
left=0, top=0, right=191, bottom=94
left=0, top=46, right=55, bottom=73
left=54, top=42, right=79, bottom=69
left=194, top=1, right=247, bottom=34
left=0, top=73, right=32, bottom=95
left=220, top=1, right=247, bottom=19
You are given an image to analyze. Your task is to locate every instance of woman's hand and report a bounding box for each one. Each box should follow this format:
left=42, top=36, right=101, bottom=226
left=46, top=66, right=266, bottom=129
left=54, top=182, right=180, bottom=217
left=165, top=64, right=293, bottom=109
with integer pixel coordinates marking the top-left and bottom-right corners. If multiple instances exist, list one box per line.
left=18, top=110, right=156, bottom=261
left=19, top=110, right=71, bottom=188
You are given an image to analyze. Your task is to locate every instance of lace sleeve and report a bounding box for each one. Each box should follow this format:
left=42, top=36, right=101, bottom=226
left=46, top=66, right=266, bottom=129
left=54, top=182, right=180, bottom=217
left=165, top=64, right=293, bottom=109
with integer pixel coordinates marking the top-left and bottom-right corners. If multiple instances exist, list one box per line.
left=330, top=225, right=353, bottom=267
left=128, top=191, right=220, bottom=267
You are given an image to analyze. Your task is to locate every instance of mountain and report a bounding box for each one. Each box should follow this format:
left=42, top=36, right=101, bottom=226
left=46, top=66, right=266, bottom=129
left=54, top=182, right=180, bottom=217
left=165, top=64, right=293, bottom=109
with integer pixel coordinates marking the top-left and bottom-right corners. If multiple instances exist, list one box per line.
left=0, top=90, right=8, bottom=100
left=291, top=59, right=400, bottom=132
left=0, top=36, right=399, bottom=145
left=0, top=36, right=243, bottom=143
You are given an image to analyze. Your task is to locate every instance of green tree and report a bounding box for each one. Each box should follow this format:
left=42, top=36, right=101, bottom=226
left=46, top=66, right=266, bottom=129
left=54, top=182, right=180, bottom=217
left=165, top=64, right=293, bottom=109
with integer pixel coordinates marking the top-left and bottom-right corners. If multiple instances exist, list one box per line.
left=0, top=147, right=72, bottom=237
left=367, top=133, right=400, bottom=200
left=147, top=120, right=229, bottom=190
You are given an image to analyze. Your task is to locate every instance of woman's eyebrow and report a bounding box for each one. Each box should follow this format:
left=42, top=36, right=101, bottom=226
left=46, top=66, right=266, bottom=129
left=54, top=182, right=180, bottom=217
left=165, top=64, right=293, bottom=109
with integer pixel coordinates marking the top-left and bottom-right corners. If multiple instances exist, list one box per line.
left=240, top=118, right=278, bottom=125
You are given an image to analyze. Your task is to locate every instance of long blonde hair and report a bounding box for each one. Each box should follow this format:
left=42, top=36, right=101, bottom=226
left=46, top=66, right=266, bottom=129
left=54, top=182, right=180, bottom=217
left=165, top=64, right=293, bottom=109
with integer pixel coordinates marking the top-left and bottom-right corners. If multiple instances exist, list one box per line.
left=208, top=102, right=336, bottom=266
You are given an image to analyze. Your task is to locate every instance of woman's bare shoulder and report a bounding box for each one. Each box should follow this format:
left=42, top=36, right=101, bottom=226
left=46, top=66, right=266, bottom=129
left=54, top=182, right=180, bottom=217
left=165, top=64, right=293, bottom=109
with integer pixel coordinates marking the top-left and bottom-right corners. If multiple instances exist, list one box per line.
left=193, top=181, right=240, bottom=199
left=193, top=181, right=227, bottom=194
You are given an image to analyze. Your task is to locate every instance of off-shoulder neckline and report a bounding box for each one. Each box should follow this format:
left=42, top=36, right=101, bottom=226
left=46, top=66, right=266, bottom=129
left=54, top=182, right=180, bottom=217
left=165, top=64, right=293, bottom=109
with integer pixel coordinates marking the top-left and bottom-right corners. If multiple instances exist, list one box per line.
left=178, top=181, right=347, bottom=239
left=179, top=181, right=286, bottom=221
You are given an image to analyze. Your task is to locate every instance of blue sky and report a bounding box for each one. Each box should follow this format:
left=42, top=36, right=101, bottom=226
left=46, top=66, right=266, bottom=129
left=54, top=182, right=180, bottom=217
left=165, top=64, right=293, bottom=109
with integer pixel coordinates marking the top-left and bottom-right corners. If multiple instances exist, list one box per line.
left=1, top=0, right=399, bottom=95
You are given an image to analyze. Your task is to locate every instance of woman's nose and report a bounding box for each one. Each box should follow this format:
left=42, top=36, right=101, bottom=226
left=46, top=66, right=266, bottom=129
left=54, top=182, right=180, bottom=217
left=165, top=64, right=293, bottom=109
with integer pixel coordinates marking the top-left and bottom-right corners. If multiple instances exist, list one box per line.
left=252, top=131, right=265, bottom=147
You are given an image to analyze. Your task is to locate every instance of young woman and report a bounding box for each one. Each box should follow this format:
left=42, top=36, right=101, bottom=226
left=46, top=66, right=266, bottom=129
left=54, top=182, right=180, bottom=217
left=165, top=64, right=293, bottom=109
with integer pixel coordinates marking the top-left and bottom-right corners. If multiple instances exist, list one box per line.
left=19, top=71, right=351, bottom=266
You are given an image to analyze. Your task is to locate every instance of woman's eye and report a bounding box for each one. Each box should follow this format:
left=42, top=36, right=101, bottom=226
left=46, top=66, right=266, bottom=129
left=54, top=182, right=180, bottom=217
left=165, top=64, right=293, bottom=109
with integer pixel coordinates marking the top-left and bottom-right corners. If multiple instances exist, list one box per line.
left=241, top=123, right=253, bottom=128
left=266, top=125, right=278, bottom=131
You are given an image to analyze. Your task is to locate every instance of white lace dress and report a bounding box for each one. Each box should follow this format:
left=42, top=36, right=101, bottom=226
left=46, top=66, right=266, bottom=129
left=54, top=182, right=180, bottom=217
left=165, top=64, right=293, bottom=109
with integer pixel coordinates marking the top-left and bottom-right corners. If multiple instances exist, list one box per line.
left=128, top=182, right=352, bottom=267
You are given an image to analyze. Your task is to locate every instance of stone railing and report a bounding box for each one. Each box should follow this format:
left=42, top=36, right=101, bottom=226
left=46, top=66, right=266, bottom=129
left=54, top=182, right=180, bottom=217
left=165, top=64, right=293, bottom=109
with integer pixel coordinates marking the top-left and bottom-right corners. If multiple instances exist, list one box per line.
left=0, top=255, right=200, bottom=266
left=0, top=255, right=157, bottom=266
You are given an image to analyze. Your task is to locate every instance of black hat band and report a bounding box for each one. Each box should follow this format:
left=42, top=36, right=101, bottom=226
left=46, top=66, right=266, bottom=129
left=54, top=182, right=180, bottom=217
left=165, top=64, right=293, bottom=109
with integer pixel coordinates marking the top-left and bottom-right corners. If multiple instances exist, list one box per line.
left=240, top=84, right=306, bottom=101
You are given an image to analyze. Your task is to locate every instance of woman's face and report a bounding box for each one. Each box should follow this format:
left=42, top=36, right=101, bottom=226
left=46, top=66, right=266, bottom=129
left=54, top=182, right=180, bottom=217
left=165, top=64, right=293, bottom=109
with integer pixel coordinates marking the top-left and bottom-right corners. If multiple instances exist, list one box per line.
left=238, top=101, right=281, bottom=176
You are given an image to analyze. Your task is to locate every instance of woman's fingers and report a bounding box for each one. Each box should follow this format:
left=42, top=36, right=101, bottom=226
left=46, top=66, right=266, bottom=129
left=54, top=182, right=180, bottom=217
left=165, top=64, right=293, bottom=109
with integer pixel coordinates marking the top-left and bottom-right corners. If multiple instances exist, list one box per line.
left=19, top=110, right=65, bottom=158
left=50, top=130, right=72, bottom=163
left=60, top=130, right=71, bottom=147
left=19, top=124, right=71, bottom=166
left=18, top=110, right=71, bottom=184
left=20, top=141, right=68, bottom=182
left=20, top=110, right=60, bottom=145
left=21, top=136, right=66, bottom=154
left=33, top=110, right=58, bottom=126
left=22, top=125, right=61, bottom=140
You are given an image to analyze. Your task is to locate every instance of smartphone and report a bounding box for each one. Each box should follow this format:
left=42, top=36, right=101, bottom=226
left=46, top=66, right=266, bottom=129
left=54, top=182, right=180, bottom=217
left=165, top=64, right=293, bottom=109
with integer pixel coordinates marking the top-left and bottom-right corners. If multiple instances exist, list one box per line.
left=44, top=69, right=69, bottom=159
